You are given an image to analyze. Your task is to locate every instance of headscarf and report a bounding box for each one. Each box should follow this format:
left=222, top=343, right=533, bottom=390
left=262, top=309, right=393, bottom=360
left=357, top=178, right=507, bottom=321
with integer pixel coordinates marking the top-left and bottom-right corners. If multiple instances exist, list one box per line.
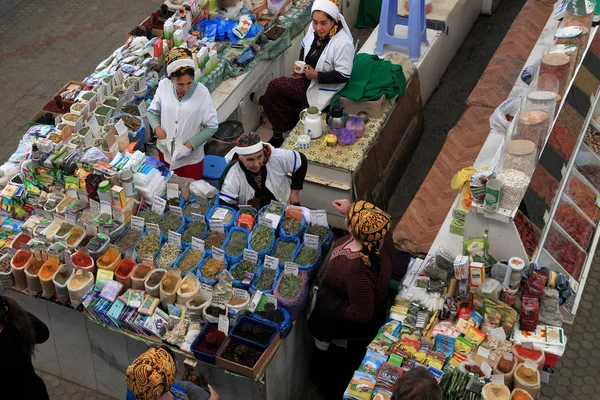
left=311, top=0, right=353, bottom=40
left=224, top=132, right=272, bottom=164
left=348, top=200, right=392, bottom=270
left=165, top=47, right=195, bottom=77
left=125, top=347, right=177, bottom=400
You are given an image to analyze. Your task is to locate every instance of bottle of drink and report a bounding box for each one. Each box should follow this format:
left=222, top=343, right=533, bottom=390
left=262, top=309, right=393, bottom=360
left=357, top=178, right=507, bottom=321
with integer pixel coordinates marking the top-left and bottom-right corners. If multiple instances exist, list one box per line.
left=31, top=143, right=40, bottom=160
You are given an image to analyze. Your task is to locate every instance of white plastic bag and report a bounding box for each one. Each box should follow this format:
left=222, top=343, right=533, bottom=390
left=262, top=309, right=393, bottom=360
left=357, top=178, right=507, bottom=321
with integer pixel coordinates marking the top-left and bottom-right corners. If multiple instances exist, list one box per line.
left=490, top=96, right=521, bottom=133
left=190, top=179, right=218, bottom=198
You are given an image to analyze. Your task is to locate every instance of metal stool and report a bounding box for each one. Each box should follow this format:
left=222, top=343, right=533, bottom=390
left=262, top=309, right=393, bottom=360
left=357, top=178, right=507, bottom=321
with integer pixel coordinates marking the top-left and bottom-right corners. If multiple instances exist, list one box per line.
left=374, top=0, right=429, bottom=62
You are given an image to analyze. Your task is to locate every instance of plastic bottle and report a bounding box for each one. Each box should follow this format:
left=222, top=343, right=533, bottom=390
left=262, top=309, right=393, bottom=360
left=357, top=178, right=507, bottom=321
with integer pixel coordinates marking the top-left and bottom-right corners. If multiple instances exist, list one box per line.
left=164, top=20, right=175, bottom=40
left=98, top=180, right=112, bottom=203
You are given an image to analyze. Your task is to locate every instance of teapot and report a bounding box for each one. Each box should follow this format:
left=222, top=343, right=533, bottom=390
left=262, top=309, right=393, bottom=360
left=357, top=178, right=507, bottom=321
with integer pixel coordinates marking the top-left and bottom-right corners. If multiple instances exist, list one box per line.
left=327, top=104, right=347, bottom=130
left=300, top=106, right=323, bottom=139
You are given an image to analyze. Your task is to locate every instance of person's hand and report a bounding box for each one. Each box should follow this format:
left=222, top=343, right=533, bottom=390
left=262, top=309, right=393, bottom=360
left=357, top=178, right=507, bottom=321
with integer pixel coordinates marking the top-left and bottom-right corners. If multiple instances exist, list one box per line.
left=208, top=385, right=220, bottom=400
left=288, top=190, right=301, bottom=205
left=184, top=141, right=193, bottom=150
left=305, top=65, right=318, bottom=80
left=332, top=199, right=351, bottom=215
left=155, top=126, right=167, bottom=140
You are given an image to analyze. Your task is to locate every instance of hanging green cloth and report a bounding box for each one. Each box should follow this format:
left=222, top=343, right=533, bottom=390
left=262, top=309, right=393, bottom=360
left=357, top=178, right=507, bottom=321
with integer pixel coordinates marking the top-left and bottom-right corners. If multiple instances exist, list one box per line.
left=331, top=53, right=407, bottom=106
left=356, top=0, right=383, bottom=29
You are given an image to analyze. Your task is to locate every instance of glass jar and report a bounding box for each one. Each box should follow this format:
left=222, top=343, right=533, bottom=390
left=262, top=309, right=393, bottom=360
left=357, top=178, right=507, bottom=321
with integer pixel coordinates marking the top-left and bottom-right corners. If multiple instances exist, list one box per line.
left=539, top=53, right=571, bottom=96
left=496, top=140, right=536, bottom=210
left=514, top=110, right=550, bottom=152
left=564, top=0, right=594, bottom=32
left=98, top=180, right=112, bottom=203
left=555, top=25, right=586, bottom=66
left=525, top=74, right=559, bottom=123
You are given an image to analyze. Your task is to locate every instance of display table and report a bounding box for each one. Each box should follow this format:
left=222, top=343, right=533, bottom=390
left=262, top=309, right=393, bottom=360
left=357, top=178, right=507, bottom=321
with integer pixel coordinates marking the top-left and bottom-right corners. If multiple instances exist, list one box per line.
left=281, top=62, right=423, bottom=229
left=10, top=288, right=313, bottom=400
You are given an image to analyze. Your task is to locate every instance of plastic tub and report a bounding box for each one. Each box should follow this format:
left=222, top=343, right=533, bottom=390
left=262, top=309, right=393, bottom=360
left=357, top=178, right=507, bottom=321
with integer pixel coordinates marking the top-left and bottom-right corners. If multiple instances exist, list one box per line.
left=11, top=250, right=33, bottom=289
left=71, top=250, right=95, bottom=274
left=43, top=221, right=62, bottom=243
left=65, top=226, right=86, bottom=250
left=250, top=307, right=292, bottom=338
left=54, top=223, right=75, bottom=243
left=56, top=197, right=74, bottom=214
left=86, top=234, right=111, bottom=260
left=230, top=316, right=279, bottom=350
left=191, top=323, right=229, bottom=365
left=100, top=220, right=126, bottom=241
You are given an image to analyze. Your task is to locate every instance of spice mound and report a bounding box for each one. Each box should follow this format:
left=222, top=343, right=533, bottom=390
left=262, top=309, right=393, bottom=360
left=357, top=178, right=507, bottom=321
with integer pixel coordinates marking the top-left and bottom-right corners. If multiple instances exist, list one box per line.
left=516, top=365, right=538, bottom=385
left=210, top=207, right=233, bottom=224
left=196, top=325, right=226, bottom=355
left=232, top=260, right=256, bottom=280
left=201, top=258, right=225, bottom=280
left=281, top=218, right=302, bottom=235
left=306, top=224, right=329, bottom=243
left=66, top=227, right=85, bottom=246
left=250, top=226, right=272, bottom=252
left=272, top=241, right=296, bottom=262
left=255, top=268, right=277, bottom=291
left=225, top=230, right=248, bottom=257
left=136, top=233, right=160, bottom=258
left=0, top=256, right=11, bottom=273
left=184, top=201, right=209, bottom=217
left=179, top=250, right=204, bottom=274
left=138, top=210, right=161, bottom=224
left=294, top=246, right=318, bottom=266
left=146, top=270, right=166, bottom=286
left=12, top=250, right=33, bottom=268
left=98, top=247, right=120, bottom=269
left=205, top=231, right=227, bottom=249
left=182, top=221, right=206, bottom=243
left=117, top=229, right=140, bottom=252
left=205, top=305, right=227, bottom=318
left=236, top=322, right=272, bottom=345
left=39, top=260, right=60, bottom=280
left=257, top=303, right=285, bottom=325
left=156, top=243, right=181, bottom=268
left=69, top=270, right=91, bottom=290
left=482, top=384, right=510, bottom=400
left=158, top=214, right=183, bottom=235
left=278, top=274, right=302, bottom=299
left=221, top=342, right=264, bottom=368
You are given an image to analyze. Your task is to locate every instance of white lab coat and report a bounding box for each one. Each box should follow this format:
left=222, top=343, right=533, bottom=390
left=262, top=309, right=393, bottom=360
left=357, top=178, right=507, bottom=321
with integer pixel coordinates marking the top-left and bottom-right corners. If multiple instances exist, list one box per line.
left=148, top=79, right=218, bottom=170
left=219, top=148, right=303, bottom=205
left=301, top=27, right=354, bottom=111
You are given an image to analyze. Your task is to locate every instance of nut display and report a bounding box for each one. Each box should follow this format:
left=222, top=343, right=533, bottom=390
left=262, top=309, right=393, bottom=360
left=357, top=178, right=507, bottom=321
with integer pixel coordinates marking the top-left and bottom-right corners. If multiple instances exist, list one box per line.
left=156, top=243, right=181, bottom=268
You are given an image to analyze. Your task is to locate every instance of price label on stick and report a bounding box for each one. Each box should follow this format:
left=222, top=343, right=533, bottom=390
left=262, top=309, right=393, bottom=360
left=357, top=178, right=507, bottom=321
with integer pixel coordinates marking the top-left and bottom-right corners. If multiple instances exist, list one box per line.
left=88, top=115, right=101, bottom=137
left=168, top=231, right=181, bottom=247
left=304, top=233, right=319, bottom=250
left=167, top=183, right=179, bottom=200
left=477, top=346, right=490, bottom=359
left=147, top=223, right=160, bottom=236
left=192, top=237, right=205, bottom=252
left=310, top=209, right=329, bottom=227
left=212, top=295, right=228, bottom=308
left=171, top=206, right=183, bottom=217
left=131, top=216, right=145, bottom=231
left=212, top=247, right=225, bottom=262
left=218, top=315, right=229, bottom=334
left=480, top=361, right=492, bottom=378
left=259, top=217, right=273, bottom=229
left=152, top=196, right=167, bottom=215
left=191, top=213, right=204, bottom=222
left=284, top=262, right=299, bottom=276
left=243, top=248, right=258, bottom=264
left=210, top=219, right=225, bottom=233
left=200, top=283, right=213, bottom=295
left=264, top=255, right=278, bottom=270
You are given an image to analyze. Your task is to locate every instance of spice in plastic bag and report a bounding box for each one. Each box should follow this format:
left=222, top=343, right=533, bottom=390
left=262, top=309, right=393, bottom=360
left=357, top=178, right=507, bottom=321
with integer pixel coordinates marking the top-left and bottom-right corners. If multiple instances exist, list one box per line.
left=179, top=250, right=204, bottom=274
left=232, top=260, right=256, bottom=280
left=294, top=246, right=318, bottom=266
left=159, top=214, right=182, bottom=235
left=139, top=210, right=161, bottom=224
left=205, top=231, right=226, bottom=249
left=137, top=234, right=160, bottom=257
left=117, top=229, right=140, bottom=252
left=522, top=267, right=548, bottom=298
left=278, top=274, right=302, bottom=299
left=156, top=243, right=181, bottom=268
left=519, top=297, right=539, bottom=331
left=256, top=268, right=277, bottom=291
left=306, top=224, right=329, bottom=244
left=281, top=218, right=302, bottom=235
left=182, top=221, right=206, bottom=243
left=250, top=226, right=272, bottom=252
left=225, top=230, right=248, bottom=257
left=272, top=241, right=296, bottom=262
left=201, top=258, right=224, bottom=280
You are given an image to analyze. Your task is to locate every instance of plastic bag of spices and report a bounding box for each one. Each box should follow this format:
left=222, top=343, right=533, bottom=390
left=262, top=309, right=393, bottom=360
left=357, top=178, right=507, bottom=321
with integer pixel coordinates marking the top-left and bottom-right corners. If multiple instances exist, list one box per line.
left=481, top=382, right=511, bottom=400
left=274, top=270, right=309, bottom=320
left=510, top=388, right=534, bottom=400
left=512, top=344, right=545, bottom=371
left=519, top=296, right=539, bottom=331
left=493, top=352, right=518, bottom=389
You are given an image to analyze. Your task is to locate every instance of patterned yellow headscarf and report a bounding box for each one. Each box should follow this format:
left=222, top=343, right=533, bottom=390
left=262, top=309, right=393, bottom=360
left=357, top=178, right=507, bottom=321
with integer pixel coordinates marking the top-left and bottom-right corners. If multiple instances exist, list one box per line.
left=348, top=201, right=392, bottom=269
left=125, top=347, right=177, bottom=400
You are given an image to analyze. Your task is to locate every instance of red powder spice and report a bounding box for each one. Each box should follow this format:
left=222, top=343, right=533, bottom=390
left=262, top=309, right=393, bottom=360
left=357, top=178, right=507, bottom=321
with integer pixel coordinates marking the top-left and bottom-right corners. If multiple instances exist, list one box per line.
left=11, top=234, right=32, bottom=250
left=12, top=250, right=33, bottom=268
left=514, top=344, right=543, bottom=361
left=116, top=258, right=136, bottom=278
left=42, top=99, right=73, bottom=114
left=72, top=252, right=92, bottom=267
left=196, top=325, right=226, bottom=355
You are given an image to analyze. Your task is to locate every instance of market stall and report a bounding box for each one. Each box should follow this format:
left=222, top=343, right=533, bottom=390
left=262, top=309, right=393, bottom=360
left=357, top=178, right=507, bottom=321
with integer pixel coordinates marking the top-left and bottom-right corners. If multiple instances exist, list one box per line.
left=0, top=1, right=350, bottom=399
left=342, top=3, right=595, bottom=399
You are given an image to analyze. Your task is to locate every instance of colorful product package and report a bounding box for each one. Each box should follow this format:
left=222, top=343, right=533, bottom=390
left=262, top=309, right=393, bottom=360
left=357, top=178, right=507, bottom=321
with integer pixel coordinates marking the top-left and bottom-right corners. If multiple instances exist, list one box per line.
left=358, top=350, right=388, bottom=376
left=465, top=325, right=487, bottom=346
left=367, top=332, right=398, bottom=356
left=371, top=387, right=393, bottom=400
left=375, top=362, right=403, bottom=392
left=463, top=237, right=488, bottom=259
left=379, top=318, right=402, bottom=337
left=425, top=350, right=447, bottom=370
left=344, top=371, right=376, bottom=400
left=394, top=337, right=421, bottom=358
left=468, top=311, right=483, bottom=328
left=388, top=353, right=404, bottom=367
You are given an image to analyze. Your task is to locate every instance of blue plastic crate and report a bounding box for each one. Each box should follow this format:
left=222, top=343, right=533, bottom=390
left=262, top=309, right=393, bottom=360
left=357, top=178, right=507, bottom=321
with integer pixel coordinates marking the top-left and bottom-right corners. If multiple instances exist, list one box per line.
left=203, top=155, right=227, bottom=181
left=191, top=323, right=228, bottom=365
left=230, top=316, right=279, bottom=350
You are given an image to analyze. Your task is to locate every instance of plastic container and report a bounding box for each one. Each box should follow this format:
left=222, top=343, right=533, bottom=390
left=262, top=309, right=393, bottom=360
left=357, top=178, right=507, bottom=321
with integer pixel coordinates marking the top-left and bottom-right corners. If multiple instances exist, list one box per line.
left=250, top=307, right=292, bottom=338
left=54, top=223, right=75, bottom=243
left=191, top=323, right=229, bottom=365
left=98, top=180, right=112, bottom=203
left=131, top=262, right=154, bottom=290
left=0, top=254, right=15, bottom=290
left=71, top=250, right=95, bottom=274
left=119, top=170, right=135, bottom=197
left=86, top=234, right=111, bottom=260
left=53, top=264, right=74, bottom=304
left=11, top=249, right=33, bottom=289
left=38, top=258, right=61, bottom=298
left=230, top=316, right=279, bottom=352
left=97, top=245, right=122, bottom=271
left=145, top=268, right=167, bottom=297
left=115, top=257, right=136, bottom=290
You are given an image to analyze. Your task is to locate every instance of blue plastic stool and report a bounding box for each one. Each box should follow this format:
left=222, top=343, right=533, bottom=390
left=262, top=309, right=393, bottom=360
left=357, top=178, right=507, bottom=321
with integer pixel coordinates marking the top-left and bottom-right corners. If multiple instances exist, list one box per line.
left=203, top=155, right=227, bottom=188
left=374, top=0, right=429, bottom=62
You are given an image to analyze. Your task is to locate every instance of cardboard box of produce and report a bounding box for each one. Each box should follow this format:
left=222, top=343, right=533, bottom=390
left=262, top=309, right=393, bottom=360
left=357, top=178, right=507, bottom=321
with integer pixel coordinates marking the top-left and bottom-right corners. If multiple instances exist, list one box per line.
left=216, top=332, right=280, bottom=378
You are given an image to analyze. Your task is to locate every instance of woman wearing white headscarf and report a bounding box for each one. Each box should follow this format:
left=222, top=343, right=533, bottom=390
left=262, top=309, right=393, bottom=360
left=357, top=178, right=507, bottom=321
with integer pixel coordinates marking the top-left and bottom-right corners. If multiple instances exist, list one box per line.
left=250, top=0, right=354, bottom=147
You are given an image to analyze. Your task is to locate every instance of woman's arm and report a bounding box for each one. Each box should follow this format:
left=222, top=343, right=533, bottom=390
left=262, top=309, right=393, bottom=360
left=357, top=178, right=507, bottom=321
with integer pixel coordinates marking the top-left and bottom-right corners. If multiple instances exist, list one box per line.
left=147, top=112, right=161, bottom=132
left=28, top=312, right=49, bottom=344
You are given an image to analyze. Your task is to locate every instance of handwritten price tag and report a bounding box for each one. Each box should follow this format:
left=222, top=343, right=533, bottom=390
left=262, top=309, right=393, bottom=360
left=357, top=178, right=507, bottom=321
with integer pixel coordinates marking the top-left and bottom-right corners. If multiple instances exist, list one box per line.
left=168, top=231, right=182, bottom=247
left=146, top=223, right=160, bottom=236
left=212, top=247, right=225, bottom=262
left=131, top=216, right=145, bottom=231
left=192, top=237, right=205, bottom=252
left=304, top=233, right=319, bottom=250
left=152, top=196, right=167, bottom=215
left=310, top=209, right=328, bottom=227
left=210, top=219, right=225, bottom=233
left=264, top=255, right=278, bottom=270
left=284, top=262, right=298, bottom=276
left=243, top=248, right=258, bottom=264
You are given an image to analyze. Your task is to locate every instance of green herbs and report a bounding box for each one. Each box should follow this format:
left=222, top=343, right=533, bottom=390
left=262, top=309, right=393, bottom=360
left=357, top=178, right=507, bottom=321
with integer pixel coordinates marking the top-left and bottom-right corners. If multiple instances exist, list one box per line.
left=179, top=250, right=203, bottom=274
left=281, top=218, right=302, bottom=235
left=306, top=224, right=330, bottom=244
left=184, top=201, right=209, bottom=217
left=81, top=92, right=95, bottom=101
left=182, top=221, right=206, bottom=243
left=167, top=197, right=180, bottom=207
left=115, top=115, right=142, bottom=131
left=272, top=241, right=296, bottom=262
left=205, top=231, right=227, bottom=249
left=262, top=203, right=283, bottom=216
left=137, top=233, right=160, bottom=258
left=249, top=226, right=272, bottom=252
left=201, top=258, right=224, bottom=280
left=156, top=243, right=181, bottom=268
left=138, top=210, right=161, bottom=224
left=225, top=230, right=248, bottom=257
left=278, top=274, right=302, bottom=299
left=123, top=77, right=139, bottom=89
left=121, top=103, right=141, bottom=116
left=117, top=229, right=140, bottom=252
left=103, top=98, right=118, bottom=108
left=232, top=259, right=257, bottom=280
left=294, top=246, right=318, bottom=266
left=255, top=268, right=276, bottom=291
left=112, top=88, right=125, bottom=98
left=95, top=105, right=112, bottom=116
left=158, top=214, right=182, bottom=235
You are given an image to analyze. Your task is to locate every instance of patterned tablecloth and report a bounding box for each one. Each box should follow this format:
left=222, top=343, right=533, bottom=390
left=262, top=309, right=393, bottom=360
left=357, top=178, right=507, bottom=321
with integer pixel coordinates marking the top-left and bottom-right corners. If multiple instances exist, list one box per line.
left=281, top=98, right=398, bottom=172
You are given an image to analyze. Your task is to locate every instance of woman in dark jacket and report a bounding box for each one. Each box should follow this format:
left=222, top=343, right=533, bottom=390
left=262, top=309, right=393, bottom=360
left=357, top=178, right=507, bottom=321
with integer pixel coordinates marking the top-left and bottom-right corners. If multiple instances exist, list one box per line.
left=0, top=295, right=50, bottom=399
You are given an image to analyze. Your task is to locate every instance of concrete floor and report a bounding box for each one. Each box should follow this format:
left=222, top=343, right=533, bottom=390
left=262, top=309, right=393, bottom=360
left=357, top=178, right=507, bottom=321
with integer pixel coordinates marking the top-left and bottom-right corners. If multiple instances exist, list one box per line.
left=1, top=0, right=599, bottom=399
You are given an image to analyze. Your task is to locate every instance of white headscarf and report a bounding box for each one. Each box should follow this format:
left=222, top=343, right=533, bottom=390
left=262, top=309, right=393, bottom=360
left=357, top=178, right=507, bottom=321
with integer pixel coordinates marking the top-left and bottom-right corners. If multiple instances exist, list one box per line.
left=311, top=0, right=353, bottom=40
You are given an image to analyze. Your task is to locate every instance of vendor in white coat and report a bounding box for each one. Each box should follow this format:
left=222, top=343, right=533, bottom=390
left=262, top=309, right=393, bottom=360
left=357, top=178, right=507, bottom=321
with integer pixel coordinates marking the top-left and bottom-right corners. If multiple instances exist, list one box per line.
left=250, top=0, right=354, bottom=147
left=219, top=132, right=308, bottom=209
left=147, top=48, right=219, bottom=180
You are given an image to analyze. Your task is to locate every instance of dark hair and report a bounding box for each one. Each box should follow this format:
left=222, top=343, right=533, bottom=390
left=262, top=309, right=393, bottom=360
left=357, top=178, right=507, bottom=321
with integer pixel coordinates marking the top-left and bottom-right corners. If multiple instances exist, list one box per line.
left=312, top=10, right=336, bottom=22
left=170, top=66, right=195, bottom=79
left=392, top=367, right=442, bottom=400
left=0, top=296, right=36, bottom=356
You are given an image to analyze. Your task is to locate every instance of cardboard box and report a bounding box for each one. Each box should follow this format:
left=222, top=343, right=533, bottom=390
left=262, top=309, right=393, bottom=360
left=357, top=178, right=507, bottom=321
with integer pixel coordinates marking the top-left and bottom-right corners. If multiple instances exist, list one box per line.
left=29, top=110, right=60, bottom=127
left=216, top=332, right=281, bottom=378
left=138, top=16, right=164, bottom=39
left=337, top=95, right=391, bottom=119
left=55, top=81, right=86, bottom=99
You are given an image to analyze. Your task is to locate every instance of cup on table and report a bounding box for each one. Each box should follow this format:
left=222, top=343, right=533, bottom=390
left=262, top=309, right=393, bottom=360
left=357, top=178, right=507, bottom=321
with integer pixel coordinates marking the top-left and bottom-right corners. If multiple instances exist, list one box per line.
left=294, top=61, right=307, bottom=75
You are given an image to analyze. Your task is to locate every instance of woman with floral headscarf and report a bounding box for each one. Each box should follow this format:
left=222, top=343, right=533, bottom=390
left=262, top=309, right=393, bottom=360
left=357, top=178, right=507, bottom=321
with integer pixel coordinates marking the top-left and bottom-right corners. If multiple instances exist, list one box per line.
left=250, top=0, right=354, bottom=147
left=307, top=199, right=397, bottom=397
left=148, top=48, right=219, bottom=179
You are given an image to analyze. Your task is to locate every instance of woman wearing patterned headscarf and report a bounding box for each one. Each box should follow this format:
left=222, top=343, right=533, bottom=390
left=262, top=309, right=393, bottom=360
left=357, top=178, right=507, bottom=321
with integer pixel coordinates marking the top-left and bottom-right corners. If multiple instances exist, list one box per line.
left=148, top=48, right=219, bottom=179
left=307, top=199, right=395, bottom=398
left=126, top=346, right=219, bottom=400
left=250, top=0, right=354, bottom=147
